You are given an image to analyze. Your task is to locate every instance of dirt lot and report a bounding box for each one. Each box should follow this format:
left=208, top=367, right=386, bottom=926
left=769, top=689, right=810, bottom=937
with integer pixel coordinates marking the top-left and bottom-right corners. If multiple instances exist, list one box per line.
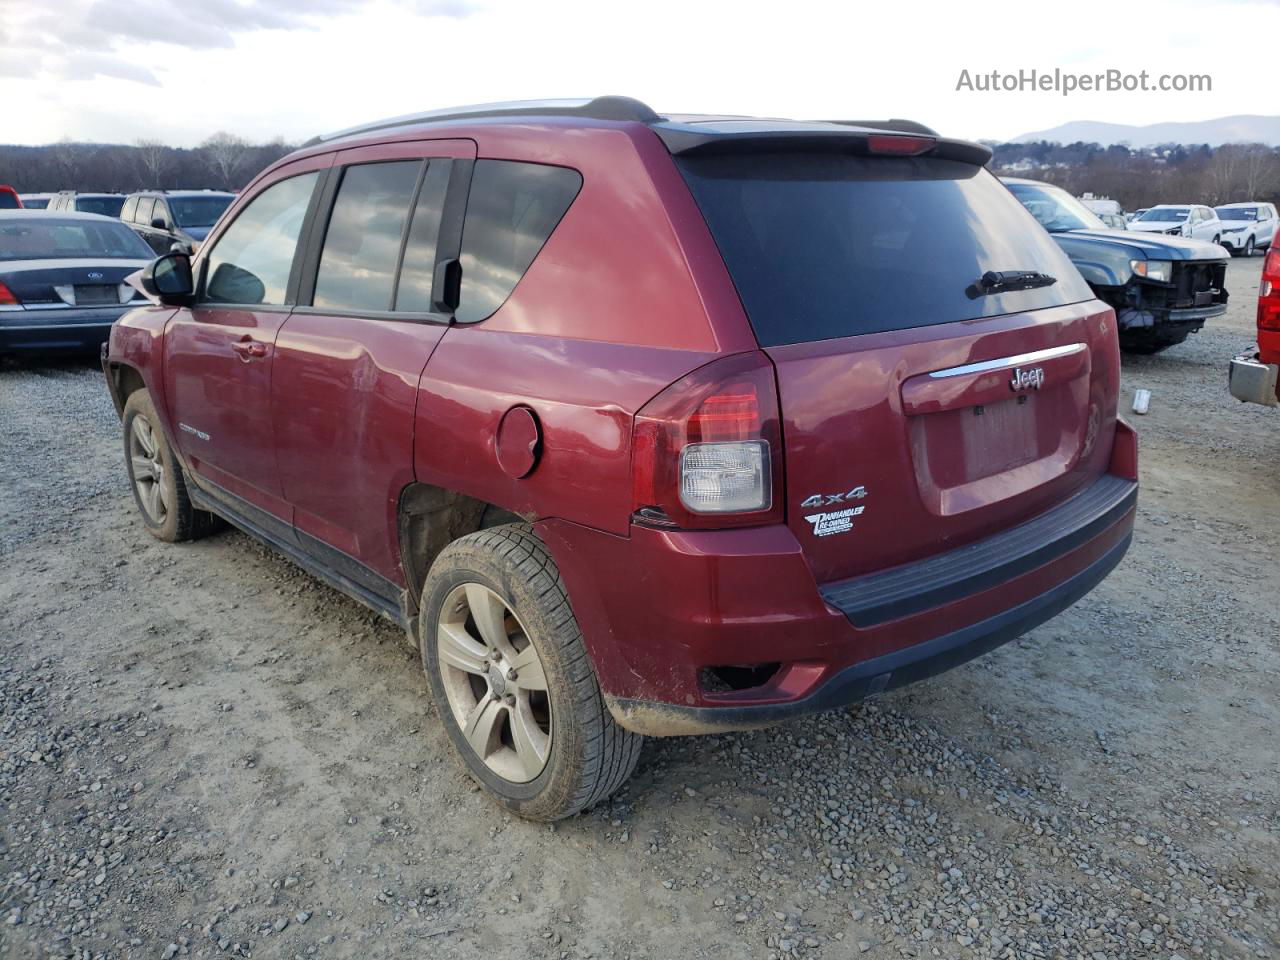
left=1, top=257, right=1276, bottom=960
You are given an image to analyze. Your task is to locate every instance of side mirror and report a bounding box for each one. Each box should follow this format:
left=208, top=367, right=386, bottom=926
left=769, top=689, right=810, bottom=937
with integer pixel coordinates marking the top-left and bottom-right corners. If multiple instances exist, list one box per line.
left=170, top=241, right=194, bottom=255
left=151, top=216, right=168, bottom=230
left=140, top=253, right=194, bottom=305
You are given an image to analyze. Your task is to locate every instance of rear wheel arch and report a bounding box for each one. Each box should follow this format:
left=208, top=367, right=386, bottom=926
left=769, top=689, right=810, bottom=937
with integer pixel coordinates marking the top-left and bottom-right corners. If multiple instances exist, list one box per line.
left=396, top=482, right=527, bottom=615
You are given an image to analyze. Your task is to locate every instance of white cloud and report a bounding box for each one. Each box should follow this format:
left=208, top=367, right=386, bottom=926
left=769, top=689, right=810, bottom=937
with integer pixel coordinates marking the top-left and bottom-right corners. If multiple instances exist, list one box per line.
left=1, top=0, right=1276, bottom=146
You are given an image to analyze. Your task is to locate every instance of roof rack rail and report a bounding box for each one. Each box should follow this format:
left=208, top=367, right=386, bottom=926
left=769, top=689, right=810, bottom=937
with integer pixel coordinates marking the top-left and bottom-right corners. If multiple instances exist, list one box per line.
left=822, top=118, right=939, bottom=136
left=308, top=96, right=663, bottom=146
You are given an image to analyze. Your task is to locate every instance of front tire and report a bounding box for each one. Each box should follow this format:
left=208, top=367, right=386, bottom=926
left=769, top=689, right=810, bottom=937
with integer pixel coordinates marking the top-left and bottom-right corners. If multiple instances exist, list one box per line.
left=420, top=524, right=642, bottom=821
left=122, top=389, right=220, bottom=542
left=1245, top=236, right=1256, bottom=257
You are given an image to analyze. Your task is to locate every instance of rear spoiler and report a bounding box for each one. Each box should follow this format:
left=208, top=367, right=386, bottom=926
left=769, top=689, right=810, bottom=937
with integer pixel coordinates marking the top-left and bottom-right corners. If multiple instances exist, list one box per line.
left=653, top=123, right=992, bottom=167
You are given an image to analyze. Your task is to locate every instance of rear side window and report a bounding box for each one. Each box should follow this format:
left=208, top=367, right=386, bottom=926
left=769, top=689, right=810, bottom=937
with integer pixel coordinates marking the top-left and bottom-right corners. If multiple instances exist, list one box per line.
left=135, top=198, right=154, bottom=226
left=121, top=196, right=138, bottom=222
left=204, top=172, right=318, bottom=306
left=314, top=161, right=421, bottom=312
left=395, top=160, right=452, bottom=313
left=0, top=191, right=18, bottom=210
left=677, top=153, right=1094, bottom=347
left=456, top=160, right=581, bottom=324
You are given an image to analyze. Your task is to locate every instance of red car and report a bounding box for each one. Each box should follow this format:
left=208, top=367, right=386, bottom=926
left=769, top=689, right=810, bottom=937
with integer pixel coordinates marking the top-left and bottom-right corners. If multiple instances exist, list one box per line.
left=103, top=98, right=1137, bottom=820
left=0, top=185, right=23, bottom=209
left=1228, top=244, right=1280, bottom=406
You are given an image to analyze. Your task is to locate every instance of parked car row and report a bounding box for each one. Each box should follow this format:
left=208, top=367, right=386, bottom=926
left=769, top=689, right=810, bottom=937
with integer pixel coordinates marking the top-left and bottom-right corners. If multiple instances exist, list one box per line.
left=1125, top=202, right=1278, bottom=257
left=99, top=98, right=1141, bottom=820
left=0, top=188, right=235, bottom=253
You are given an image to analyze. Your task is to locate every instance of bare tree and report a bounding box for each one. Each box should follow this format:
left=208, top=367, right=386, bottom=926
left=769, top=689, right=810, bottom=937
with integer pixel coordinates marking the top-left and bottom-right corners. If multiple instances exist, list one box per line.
left=200, top=131, right=252, bottom=189
left=134, top=139, right=171, bottom=189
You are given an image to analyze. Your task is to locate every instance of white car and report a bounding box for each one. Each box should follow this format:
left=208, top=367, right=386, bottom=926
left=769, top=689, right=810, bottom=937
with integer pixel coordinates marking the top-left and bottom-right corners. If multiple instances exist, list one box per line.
left=1213, top=202, right=1278, bottom=257
left=1129, top=204, right=1225, bottom=243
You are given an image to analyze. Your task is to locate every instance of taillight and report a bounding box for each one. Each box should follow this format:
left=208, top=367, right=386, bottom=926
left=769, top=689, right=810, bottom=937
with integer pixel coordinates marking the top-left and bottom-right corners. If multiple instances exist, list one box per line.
left=866, top=134, right=936, bottom=156
left=633, top=352, right=784, bottom=529
left=1259, top=248, right=1280, bottom=332
left=0, top=281, right=19, bottom=306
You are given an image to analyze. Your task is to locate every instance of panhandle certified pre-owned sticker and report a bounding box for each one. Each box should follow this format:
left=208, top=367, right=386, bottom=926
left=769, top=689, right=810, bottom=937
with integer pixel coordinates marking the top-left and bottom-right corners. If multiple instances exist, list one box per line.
left=804, top=505, right=864, bottom=537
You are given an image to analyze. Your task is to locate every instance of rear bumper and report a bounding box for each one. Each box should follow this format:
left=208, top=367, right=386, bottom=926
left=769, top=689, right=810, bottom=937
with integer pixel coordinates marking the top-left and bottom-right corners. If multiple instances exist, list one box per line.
left=540, top=464, right=1138, bottom=737
left=609, top=532, right=1131, bottom=735
left=0, top=307, right=127, bottom=351
left=1229, top=350, right=1279, bottom=406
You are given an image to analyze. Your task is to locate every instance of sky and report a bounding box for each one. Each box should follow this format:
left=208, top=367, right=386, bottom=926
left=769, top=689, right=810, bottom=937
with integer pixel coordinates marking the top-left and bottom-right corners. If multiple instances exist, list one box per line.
left=4, top=0, right=1280, bottom=147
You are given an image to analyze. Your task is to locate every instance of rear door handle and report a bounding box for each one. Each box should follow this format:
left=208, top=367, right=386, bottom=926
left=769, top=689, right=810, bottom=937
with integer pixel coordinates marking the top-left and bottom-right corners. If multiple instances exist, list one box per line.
left=231, top=339, right=268, bottom=360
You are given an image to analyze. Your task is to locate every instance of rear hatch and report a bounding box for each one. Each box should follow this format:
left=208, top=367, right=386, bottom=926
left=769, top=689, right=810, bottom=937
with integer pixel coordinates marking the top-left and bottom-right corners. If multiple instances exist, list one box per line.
left=677, top=147, right=1119, bottom=583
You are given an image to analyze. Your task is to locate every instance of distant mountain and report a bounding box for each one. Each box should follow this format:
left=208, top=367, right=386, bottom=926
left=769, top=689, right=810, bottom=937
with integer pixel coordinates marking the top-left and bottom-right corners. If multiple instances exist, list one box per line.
left=1010, top=115, right=1280, bottom=147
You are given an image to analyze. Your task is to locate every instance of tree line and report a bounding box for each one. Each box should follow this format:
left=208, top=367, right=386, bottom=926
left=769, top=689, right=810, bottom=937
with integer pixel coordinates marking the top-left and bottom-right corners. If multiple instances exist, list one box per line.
left=4, top=133, right=1280, bottom=212
left=991, top=140, right=1280, bottom=211
left=0, top=134, right=298, bottom=194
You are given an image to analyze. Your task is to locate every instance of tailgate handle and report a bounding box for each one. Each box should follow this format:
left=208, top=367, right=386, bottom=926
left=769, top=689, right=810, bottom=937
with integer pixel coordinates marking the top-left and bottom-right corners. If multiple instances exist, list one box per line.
left=902, top=343, right=1088, bottom=416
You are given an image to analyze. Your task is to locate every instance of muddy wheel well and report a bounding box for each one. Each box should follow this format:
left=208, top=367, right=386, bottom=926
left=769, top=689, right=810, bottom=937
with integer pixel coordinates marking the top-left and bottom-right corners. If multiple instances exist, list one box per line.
left=107, top=364, right=146, bottom=415
left=396, top=484, right=523, bottom=614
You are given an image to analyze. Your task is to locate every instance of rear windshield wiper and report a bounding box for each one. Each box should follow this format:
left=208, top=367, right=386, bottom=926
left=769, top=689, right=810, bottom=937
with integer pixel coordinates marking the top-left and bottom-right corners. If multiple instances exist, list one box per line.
left=967, top=270, right=1058, bottom=298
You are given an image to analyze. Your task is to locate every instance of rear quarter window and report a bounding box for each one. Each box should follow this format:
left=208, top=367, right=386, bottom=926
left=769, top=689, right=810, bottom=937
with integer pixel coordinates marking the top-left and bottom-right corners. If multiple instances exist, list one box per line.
left=455, top=160, right=581, bottom=324
left=677, top=153, right=1095, bottom=347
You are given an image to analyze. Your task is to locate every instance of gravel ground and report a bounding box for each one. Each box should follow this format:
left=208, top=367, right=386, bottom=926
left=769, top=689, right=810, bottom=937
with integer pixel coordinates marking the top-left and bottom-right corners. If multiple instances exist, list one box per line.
left=1, top=257, right=1276, bottom=960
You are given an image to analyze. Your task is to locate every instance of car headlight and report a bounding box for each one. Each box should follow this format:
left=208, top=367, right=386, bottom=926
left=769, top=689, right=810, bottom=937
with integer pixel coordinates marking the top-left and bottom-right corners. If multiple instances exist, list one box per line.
left=1223, top=226, right=1246, bottom=233
left=1131, top=259, right=1173, bottom=283
left=1165, top=226, right=1184, bottom=235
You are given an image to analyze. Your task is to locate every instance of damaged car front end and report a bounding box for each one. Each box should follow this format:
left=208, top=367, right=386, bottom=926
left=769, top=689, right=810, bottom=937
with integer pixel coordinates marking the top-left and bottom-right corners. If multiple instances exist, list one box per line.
left=1003, top=178, right=1229, bottom=354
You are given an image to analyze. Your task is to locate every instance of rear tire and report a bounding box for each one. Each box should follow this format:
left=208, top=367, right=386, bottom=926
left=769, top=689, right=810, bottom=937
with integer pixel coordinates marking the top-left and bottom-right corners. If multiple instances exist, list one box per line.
left=122, top=389, right=221, bottom=542
left=420, top=523, right=642, bottom=821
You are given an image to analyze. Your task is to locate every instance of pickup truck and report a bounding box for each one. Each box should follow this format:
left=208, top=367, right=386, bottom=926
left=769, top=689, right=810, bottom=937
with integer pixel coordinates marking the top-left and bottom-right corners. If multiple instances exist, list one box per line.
left=1004, top=178, right=1229, bottom=353
left=1229, top=244, right=1280, bottom=406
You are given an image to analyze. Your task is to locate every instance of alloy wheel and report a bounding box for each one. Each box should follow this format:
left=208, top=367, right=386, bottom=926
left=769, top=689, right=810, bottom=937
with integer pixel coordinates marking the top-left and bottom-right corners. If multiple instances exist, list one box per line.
left=129, top=415, right=170, bottom=525
left=436, top=583, right=552, bottom=783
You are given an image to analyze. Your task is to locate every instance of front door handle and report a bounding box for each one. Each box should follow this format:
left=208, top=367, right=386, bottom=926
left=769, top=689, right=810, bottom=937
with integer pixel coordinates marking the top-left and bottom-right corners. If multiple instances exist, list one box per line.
left=231, top=338, right=268, bottom=360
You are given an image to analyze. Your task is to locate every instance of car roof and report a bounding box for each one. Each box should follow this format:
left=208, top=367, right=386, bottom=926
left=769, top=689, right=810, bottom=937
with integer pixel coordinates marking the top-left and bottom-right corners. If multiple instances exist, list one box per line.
left=129, top=190, right=234, bottom=197
left=0, top=209, right=124, bottom=222
left=1215, top=201, right=1267, bottom=207
left=302, top=95, right=989, bottom=163
left=999, top=176, right=1053, bottom=186
left=1147, top=203, right=1196, bottom=208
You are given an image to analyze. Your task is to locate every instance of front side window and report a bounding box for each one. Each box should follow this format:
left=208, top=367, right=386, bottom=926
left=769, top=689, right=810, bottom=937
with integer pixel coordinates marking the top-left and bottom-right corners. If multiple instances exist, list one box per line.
left=313, top=161, right=422, bottom=312
left=456, top=160, right=581, bottom=324
left=204, top=172, right=318, bottom=306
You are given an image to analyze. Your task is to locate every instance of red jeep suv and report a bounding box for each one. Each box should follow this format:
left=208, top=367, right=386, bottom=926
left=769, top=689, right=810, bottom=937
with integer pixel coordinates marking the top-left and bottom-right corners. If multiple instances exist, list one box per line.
left=103, top=97, right=1138, bottom=820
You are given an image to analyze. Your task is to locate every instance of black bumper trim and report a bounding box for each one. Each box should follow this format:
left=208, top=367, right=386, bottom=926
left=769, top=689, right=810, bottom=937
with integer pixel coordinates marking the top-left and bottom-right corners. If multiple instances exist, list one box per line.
left=820, top=474, right=1137, bottom=627
left=611, top=530, right=1132, bottom=735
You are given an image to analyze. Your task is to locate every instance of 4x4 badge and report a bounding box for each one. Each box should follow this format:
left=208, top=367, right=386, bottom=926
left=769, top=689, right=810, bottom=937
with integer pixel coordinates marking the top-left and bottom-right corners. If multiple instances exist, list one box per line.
left=800, top=486, right=866, bottom=509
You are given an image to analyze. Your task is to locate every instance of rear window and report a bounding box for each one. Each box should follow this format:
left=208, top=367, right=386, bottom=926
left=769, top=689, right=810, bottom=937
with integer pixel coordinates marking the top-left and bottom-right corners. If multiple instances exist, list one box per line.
left=75, top=196, right=124, bottom=218
left=456, top=160, right=581, bottom=324
left=170, top=195, right=233, bottom=228
left=678, top=153, right=1094, bottom=347
left=0, top=219, right=152, bottom=261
